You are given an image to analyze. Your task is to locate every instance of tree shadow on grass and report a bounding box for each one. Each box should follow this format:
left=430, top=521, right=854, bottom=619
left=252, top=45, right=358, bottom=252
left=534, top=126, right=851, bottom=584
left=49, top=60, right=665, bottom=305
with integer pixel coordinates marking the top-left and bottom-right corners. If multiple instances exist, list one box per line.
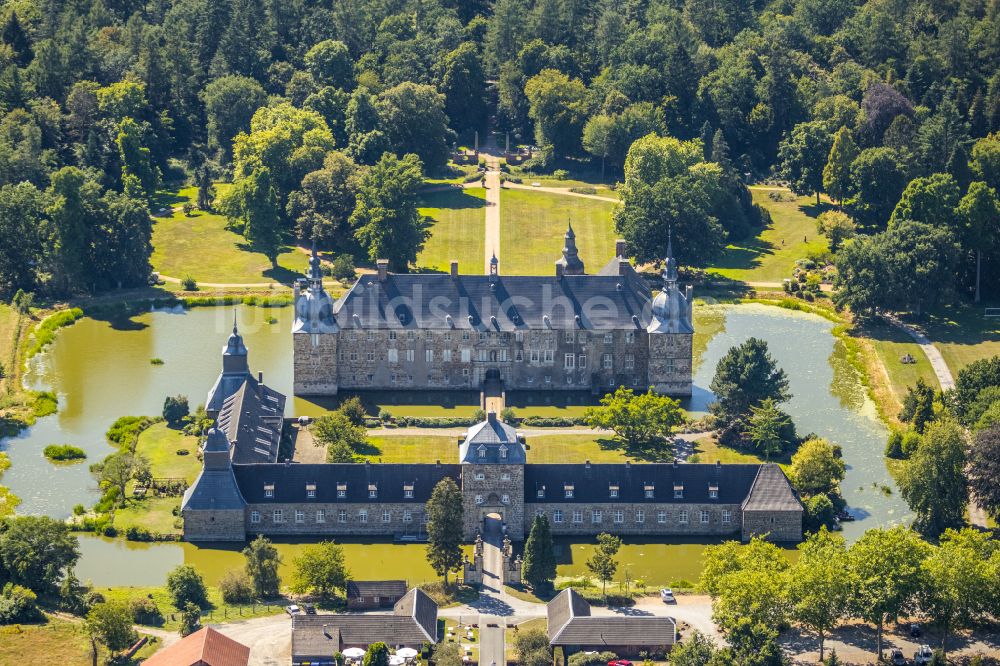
left=595, top=437, right=674, bottom=462
left=420, top=188, right=487, bottom=210
left=710, top=236, right=774, bottom=272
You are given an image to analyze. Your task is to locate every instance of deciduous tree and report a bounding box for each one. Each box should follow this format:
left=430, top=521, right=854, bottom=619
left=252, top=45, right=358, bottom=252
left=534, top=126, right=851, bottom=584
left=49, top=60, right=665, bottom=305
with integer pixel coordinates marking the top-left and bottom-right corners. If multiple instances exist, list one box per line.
left=899, top=420, right=968, bottom=537
left=166, top=564, right=208, bottom=609
left=351, top=152, right=428, bottom=271
left=583, top=387, right=683, bottom=455
left=968, top=426, right=1000, bottom=521
left=779, top=120, right=833, bottom=204
left=586, top=533, right=621, bottom=598
left=291, top=541, right=348, bottom=598
left=243, top=535, right=282, bottom=599
left=789, top=438, right=845, bottom=496
left=86, top=601, right=138, bottom=654
left=789, top=529, right=851, bottom=661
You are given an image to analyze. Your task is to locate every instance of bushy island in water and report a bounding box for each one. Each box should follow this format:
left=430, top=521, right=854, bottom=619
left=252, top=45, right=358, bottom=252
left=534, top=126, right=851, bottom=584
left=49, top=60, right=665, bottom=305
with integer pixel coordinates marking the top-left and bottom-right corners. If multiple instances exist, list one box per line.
left=43, top=444, right=87, bottom=462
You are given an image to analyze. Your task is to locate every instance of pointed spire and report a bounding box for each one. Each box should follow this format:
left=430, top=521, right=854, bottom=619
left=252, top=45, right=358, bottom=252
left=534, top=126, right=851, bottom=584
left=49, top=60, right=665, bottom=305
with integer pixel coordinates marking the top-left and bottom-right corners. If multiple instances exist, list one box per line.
left=309, top=239, right=323, bottom=281
left=556, top=220, right=585, bottom=275
left=664, top=226, right=678, bottom=284
left=232, top=308, right=238, bottom=336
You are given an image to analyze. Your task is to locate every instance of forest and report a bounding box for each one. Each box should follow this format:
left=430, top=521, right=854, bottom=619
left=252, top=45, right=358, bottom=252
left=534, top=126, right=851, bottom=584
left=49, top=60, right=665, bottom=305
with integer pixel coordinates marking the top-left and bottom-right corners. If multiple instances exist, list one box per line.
left=0, top=0, right=997, bottom=308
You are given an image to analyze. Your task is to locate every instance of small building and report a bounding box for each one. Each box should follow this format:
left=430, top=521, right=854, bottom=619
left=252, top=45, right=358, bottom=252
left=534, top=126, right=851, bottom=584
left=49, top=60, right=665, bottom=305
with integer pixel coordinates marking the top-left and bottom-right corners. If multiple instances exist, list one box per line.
left=346, top=580, right=408, bottom=609
left=142, top=626, right=250, bottom=666
left=292, top=588, right=439, bottom=666
left=547, top=589, right=676, bottom=658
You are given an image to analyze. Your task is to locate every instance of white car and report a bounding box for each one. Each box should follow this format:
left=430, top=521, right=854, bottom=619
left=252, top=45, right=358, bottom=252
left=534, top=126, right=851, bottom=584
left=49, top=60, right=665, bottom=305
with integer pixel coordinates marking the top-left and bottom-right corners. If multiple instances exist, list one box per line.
left=285, top=604, right=301, bottom=616
left=660, top=588, right=675, bottom=603
left=914, top=645, right=933, bottom=666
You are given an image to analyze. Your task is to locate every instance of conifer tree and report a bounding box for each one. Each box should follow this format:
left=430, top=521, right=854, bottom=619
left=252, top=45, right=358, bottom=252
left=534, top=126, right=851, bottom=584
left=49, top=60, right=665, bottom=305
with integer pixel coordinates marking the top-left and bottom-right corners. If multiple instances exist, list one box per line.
left=426, top=478, right=464, bottom=586
left=522, top=515, right=556, bottom=591
left=823, top=127, right=857, bottom=205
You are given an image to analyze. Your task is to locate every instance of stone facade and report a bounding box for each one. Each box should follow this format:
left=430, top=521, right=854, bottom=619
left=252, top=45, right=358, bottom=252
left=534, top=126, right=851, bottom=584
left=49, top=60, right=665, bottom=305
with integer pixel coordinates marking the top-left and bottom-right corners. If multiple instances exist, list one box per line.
left=461, top=463, right=525, bottom=540
left=292, top=330, right=339, bottom=396
left=523, top=502, right=744, bottom=537
left=742, top=509, right=803, bottom=542
left=244, top=502, right=429, bottom=537
left=182, top=507, right=247, bottom=542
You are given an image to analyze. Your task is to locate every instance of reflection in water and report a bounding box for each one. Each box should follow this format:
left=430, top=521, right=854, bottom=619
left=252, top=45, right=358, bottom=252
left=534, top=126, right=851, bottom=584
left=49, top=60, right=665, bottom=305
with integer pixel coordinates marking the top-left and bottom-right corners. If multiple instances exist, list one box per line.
left=5, top=302, right=911, bottom=585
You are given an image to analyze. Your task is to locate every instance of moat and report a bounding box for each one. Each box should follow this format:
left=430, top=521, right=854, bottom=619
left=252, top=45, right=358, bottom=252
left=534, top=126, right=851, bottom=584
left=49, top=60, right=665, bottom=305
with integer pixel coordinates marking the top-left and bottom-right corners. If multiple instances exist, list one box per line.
left=1, top=301, right=911, bottom=586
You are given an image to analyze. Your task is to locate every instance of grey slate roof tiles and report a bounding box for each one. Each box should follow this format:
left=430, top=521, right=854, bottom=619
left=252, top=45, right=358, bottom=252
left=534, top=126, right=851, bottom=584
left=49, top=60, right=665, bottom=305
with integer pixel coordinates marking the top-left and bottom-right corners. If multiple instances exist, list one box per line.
left=217, top=381, right=285, bottom=464
left=742, top=463, right=804, bottom=512
left=346, top=580, right=408, bottom=599
left=547, top=589, right=675, bottom=647
left=459, top=414, right=526, bottom=464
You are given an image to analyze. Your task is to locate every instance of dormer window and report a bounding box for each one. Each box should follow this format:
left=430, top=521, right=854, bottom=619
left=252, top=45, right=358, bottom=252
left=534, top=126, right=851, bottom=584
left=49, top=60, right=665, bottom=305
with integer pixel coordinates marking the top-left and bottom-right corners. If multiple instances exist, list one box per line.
left=674, top=483, right=684, bottom=499
left=403, top=483, right=415, bottom=499
left=478, top=445, right=487, bottom=458
left=368, top=483, right=378, bottom=498
left=537, top=485, right=546, bottom=499
left=644, top=483, right=655, bottom=499
left=499, top=445, right=508, bottom=459
left=709, top=483, right=719, bottom=499
left=564, top=483, right=574, bottom=499
left=336, top=482, right=347, bottom=498
left=609, top=484, right=619, bottom=498
left=306, top=482, right=317, bottom=499
left=263, top=483, right=274, bottom=498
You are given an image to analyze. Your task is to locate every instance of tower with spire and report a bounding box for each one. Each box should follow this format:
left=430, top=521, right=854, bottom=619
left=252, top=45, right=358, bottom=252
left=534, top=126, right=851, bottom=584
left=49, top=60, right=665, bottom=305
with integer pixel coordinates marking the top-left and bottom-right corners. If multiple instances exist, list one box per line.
left=292, top=243, right=340, bottom=394
left=646, top=230, right=694, bottom=395
left=555, top=222, right=585, bottom=275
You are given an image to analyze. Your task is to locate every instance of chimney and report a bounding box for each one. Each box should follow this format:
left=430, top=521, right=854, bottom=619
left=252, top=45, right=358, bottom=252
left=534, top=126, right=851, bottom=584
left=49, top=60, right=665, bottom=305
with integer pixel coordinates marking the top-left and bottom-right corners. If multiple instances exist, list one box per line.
left=686, top=285, right=694, bottom=300
left=323, top=625, right=330, bottom=639
left=619, top=261, right=630, bottom=277
left=672, top=460, right=678, bottom=468
left=625, top=460, right=630, bottom=468
left=377, top=259, right=389, bottom=281
left=487, top=411, right=497, bottom=425
left=257, top=372, right=264, bottom=398
left=585, top=460, right=590, bottom=469
left=555, top=262, right=564, bottom=278
left=716, top=459, right=722, bottom=469
left=450, top=260, right=459, bottom=277
left=615, top=239, right=627, bottom=258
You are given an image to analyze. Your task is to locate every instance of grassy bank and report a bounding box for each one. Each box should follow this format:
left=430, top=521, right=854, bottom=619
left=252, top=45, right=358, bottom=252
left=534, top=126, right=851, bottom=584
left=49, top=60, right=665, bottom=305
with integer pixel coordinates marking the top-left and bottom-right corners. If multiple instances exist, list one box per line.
left=416, top=188, right=486, bottom=273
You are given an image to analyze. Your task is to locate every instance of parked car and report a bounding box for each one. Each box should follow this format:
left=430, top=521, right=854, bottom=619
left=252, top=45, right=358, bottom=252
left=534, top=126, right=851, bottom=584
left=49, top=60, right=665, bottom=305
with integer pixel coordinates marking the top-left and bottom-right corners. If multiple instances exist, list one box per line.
left=890, top=649, right=907, bottom=666
left=910, top=623, right=922, bottom=638
left=303, top=603, right=316, bottom=615
left=285, top=604, right=301, bottom=616
left=914, top=645, right=933, bottom=666
left=660, top=588, right=675, bottom=603
left=608, top=660, right=633, bottom=666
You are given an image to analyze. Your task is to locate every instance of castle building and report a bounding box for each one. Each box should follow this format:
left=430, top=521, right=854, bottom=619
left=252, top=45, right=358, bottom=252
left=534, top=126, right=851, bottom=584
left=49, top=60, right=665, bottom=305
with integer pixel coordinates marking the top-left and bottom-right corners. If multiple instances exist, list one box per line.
left=182, top=333, right=803, bottom=543
left=292, top=230, right=694, bottom=396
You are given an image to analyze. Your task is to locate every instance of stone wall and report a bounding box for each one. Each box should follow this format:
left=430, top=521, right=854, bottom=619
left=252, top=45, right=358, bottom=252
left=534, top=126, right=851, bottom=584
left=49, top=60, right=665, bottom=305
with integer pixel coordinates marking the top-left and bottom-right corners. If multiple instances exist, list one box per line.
left=293, top=332, right=338, bottom=395
left=648, top=333, right=693, bottom=396
left=182, top=508, right=246, bottom=541
left=741, top=510, right=803, bottom=542
left=461, top=464, right=525, bottom=540
left=523, top=502, right=744, bottom=537
left=244, top=502, right=428, bottom=536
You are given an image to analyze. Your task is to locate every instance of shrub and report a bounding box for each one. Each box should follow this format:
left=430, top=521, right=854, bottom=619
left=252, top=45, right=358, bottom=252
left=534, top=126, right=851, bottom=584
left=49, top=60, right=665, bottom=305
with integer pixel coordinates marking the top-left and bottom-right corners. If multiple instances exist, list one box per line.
left=568, top=651, right=618, bottom=666
left=125, top=526, right=154, bottom=542
left=885, top=430, right=904, bottom=459
left=378, top=408, right=393, bottom=423
left=180, top=276, right=198, bottom=291
left=162, top=395, right=190, bottom=426
left=128, top=597, right=164, bottom=626
left=329, top=254, right=358, bottom=283
left=182, top=202, right=195, bottom=216
left=166, top=565, right=208, bottom=609
left=499, top=407, right=517, bottom=423
left=149, top=357, right=164, bottom=365
left=219, top=570, right=255, bottom=604
left=106, top=416, right=155, bottom=448
left=43, top=444, right=87, bottom=461
left=472, top=408, right=485, bottom=422
left=0, top=583, right=41, bottom=624
left=900, top=430, right=922, bottom=458
left=553, top=169, right=569, bottom=180
left=569, top=186, right=596, bottom=195
left=73, top=504, right=86, bottom=516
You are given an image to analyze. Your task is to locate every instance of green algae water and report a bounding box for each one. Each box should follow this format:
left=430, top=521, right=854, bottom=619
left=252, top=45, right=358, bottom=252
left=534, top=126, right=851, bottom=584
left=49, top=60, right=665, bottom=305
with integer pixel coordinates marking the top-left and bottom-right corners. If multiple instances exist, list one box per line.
left=2, top=302, right=909, bottom=585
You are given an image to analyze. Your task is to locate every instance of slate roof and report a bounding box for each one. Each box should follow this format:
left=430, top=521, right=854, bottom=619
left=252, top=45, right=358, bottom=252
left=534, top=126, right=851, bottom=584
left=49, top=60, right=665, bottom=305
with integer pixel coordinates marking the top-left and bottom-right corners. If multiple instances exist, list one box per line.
left=217, top=381, right=285, bottom=464
left=547, top=589, right=675, bottom=647
left=143, top=626, right=250, bottom=666
left=347, top=580, right=408, bottom=599
left=524, top=463, right=765, bottom=504
left=233, top=463, right=462, bottom=504
left=742, top=463, right=804, bottom=513
left=292, top=588, right=438, bottom=656
left=332, top=272, right=653, bottom=331
left=181, top=466, right=247, bottom=512
left=459, top=414, right=526, bottom=464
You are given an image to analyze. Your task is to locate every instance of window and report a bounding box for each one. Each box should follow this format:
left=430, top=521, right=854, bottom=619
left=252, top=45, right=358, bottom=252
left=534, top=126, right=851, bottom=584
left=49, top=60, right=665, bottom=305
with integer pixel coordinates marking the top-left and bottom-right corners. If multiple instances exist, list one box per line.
left=722, top=510, right=732, bottom=524
left=443, top=331, right=452, bottom=341
left=316, top=510, right=325, bottom=523
left=614, top=510, right=624, bottom=524
left=565, top=331, right=574, bottom=344
left=625, top=331, right=635, bottom=344
left=461, top=348, right=472, bottom=363
left=426, top=349, right=434, bottom=362
left=443, top=350, right=452, bottom=362
left=635, top=510, right=645, bottom=523
left=382, top=510, right=391, bottom=523
left=579, top=355, right=587, bottom=369
left=536, top=487, right=545, bottom=499
left=367, top=330, right=375, bottom=342
left=604, top=333, right=613, bottom=344
left=407, top=331, right=415, bottom=341
left=479, top=332, right=487, bottom=342
left=624, top=353, right=635, bottom=369
left=515, top=331, right=524, bottom=342
left=405, top=349, right=415, bottom=362
left=609, top=484, right=619, bottom=498
left=403, top=483, right=414, bottom=499
left=501, top=472, right=511, bottom=481
left=250, top=511, right=260, bottom=524
left=502, top=494, right=510, bottom=504
left=673, top=484, right=684, bottom=499
left=349, top=351, right=358, bottom=362
left=499, top=445, right=508, bottom=459
left=553, top=510, right=563, bottom=523
left=564, top=483, right=574, bottom=499
left=338, top=510, right=347, bottom=523
left=603, top=354, right=613, bottom=369
left=679, top=510, right=689, bottom=524
left=709, top=485, right=719, bottom=499
left=367, top=351, right=375, bottom=362
left=644, top=484, right=655, bottom=499
left=591, top=510, right=602, bottom=523
left=368, top=484, right=378, bottom=499
left=359, top=509, right=367, bottom=523
left=700, top=510, right=710, bottom=524
left=295, top=510, right=305, bottom=523
left=657, top=511, right=666, bottom=524
left=572, top=510, right=583, bottom=523
left=389, top=331, right=397, bottom=340
left=273, top=510, right=283, bottom=523
left=475, top=473, right=485, bottom=480
left=530, top=350, right=540, bottom=363
left=403, top=511, right=412, bottom=523
left=475, top=495, right=484, bottom=505
left=544, top=375, right=552, bottom=384
left=306, top=482, right=316, bottom=498
left=578, top=332, right=588, bottom=343
left=263, top=483, right=274, bottom=498
left=544, top=350, right=554, bottom=363
left=388, top=349, right=398, bottom=363
left=462, top=331, right=470, bottom=340
left=478, top=445, right=487, bottom=458
left=337, top=483, right=347, bottom=499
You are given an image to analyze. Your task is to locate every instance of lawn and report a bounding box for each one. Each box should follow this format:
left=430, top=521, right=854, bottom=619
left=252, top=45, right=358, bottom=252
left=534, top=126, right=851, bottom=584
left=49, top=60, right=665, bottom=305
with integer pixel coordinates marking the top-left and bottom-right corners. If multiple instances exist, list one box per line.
left=423, top=162, right=480, bottom=185
left=364, top=435, right=459, bottom=463
left=707, top=186, right=830, bottom=284
left=416, top=188, right=487, bottom=274
left=913, top=301, right=1000, bottom=375
left=135, top=422, right=202, bottom=483
left=0, top=617, right=159, bottom=665
left=325, top=391, right=481, bottom=418
left=113, top=495, right=183, bottom=535
left=499, top=189, right=618, bottom=275
left=150, top=186, right=310, bottom=284
left=101, top=585, right=286, bottom=632
left=526, top=434, right=673, bottom=463
left=687, top=434, right=765, bottom=464
left=0, top=302, right=21, bottom=395
left=856, top=320, right=940, bottom=404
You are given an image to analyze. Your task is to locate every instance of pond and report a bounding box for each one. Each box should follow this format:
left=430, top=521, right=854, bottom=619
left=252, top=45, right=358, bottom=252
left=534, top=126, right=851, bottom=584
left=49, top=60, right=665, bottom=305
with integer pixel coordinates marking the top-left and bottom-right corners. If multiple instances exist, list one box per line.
left=1, top=301, right=910, bottom=585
